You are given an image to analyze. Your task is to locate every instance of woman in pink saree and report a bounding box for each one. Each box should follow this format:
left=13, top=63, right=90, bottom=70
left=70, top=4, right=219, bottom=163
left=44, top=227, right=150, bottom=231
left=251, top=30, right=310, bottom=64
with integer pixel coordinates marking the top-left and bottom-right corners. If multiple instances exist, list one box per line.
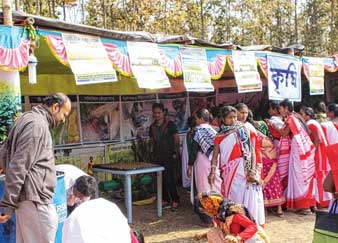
left=271, top=99, right=315, bottom=212
left=209, top=106, right=265, bottom=225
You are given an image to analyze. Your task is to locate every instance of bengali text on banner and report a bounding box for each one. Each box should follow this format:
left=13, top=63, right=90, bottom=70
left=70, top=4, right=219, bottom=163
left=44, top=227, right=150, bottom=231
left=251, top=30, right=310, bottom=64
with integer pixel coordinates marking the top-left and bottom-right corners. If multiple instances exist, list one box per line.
left=267, top=54, right=302, bottom=101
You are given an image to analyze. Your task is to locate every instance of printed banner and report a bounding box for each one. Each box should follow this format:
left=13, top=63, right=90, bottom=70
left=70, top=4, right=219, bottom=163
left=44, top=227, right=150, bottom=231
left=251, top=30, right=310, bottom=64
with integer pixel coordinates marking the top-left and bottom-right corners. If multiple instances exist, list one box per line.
left=28, top=95, right=81, bottom=145
left=267, top=54, right=302, bottom=101
left=189, top=92, right=216, bottom=115
left=308, top=57, right=325, bottom=95
left=217, top=87, right=263, bottom=108
left=79, top=95, right=120, bottom=142
left=62, top=33, right=118, bottom=85
left=232, top=51, right=262, bottom=93
left=159, top=92, right=189, bottom=133
left=121, top=94, right=157, bottom=140
left=0, top=70, right=22, bottom=143
left=180, top=47, right=214, bottom=92
left=127, top=42, right=171, bottom=89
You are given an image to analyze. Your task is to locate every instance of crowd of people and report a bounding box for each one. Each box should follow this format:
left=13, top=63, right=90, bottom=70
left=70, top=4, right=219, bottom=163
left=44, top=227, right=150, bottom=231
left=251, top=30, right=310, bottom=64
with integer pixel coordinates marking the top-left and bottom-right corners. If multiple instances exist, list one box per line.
left=178, top=99, right=338, bottom=243
left=0, top=92, right=337, bottom=243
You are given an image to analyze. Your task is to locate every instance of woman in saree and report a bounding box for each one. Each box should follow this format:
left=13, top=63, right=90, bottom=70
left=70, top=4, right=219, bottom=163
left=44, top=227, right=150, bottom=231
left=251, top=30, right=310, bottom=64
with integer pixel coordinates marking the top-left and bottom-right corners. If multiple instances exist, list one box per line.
left=187, top=108, right=222, bottom=224
left=300, top=107, right=332, bottom=208
left=197, top=192, right=270, bottom=243
left=270, top=99, right=315, bottom=213
left=246, top=113, right=285, bottom=217
left=209, top=106, right=265, bottom=226
left=266, top=101, right=290, bottom=191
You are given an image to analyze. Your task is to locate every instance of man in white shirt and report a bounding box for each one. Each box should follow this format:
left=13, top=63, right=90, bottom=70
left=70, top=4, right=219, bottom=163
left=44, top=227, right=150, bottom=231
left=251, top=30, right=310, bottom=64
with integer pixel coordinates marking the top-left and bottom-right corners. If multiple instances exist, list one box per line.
left=62, top=198, right=132, bottom=243
left=56, top=164, right=97, bottom=214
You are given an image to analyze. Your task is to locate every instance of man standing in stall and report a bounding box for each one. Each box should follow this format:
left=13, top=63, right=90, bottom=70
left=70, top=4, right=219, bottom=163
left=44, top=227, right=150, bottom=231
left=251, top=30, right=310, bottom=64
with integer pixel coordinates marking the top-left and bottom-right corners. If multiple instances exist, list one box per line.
left=150, top=103, right=180, bottom=210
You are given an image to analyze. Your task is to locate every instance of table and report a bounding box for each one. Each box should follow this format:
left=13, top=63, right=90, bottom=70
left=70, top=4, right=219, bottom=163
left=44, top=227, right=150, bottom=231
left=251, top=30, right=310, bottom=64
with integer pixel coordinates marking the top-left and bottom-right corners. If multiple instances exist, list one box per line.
left=92, top=163, right=165, bottom=224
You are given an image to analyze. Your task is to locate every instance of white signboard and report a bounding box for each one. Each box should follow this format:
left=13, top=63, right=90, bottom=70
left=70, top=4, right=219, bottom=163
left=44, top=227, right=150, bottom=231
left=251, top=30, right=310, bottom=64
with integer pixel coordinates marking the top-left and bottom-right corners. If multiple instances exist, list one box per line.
left=62, top=33, right=118, bottom=85
left=127, top=42, right=171, bottom=89
left=180, top=47, right=214, bottom=92
left=232, top=51, right=262, bottom=93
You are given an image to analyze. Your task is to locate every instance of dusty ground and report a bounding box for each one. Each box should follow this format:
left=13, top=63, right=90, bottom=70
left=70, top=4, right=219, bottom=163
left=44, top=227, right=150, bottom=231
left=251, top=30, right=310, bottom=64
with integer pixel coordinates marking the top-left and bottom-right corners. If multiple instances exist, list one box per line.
left=113, top=189, right=316, bottom=243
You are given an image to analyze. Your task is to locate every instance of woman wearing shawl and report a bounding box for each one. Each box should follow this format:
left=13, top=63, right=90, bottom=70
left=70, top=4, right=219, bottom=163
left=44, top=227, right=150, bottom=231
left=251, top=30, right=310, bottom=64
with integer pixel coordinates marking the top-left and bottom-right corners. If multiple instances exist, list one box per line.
left=197, top=192, right=270, bottom=243
left=271, top=99, right=315, bottom=213
left=209, top=106, right=265, bottom=226
left=188, top=109, right=222, bottom=224
left=300, top=107, right=332, bottom=208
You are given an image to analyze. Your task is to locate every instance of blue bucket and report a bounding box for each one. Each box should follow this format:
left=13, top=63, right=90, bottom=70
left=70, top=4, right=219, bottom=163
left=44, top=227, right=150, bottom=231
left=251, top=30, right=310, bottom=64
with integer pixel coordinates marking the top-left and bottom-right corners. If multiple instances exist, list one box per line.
left=54, top=171, right=67, bottom=243
left=0, top=175, right=16, bottom=243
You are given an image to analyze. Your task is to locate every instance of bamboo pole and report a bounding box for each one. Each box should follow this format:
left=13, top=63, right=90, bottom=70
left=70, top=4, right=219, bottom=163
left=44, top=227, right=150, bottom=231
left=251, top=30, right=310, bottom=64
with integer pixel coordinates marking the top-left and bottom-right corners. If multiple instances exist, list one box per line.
left=3, top=0, right=13, bottom=26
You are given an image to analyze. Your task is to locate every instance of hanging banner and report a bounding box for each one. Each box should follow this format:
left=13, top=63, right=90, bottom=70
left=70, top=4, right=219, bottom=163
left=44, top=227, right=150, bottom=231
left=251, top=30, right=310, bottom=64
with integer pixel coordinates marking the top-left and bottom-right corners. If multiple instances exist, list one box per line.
left=180, top=47, right=214, bottom=92
left=0, top=70, right=22, bottom=143
left=232, top=51, right=262, bottom=93
left=121, top=94, right=157, bottom=140
left=308, top=57, right=325, bottom=95
left=62, top=33, right=118, bottom=85
left=79, top=95, right=120, bottom=143
left=127, top=42, right=171, bottom=89
left=267, top=54, right=301, bottom=101
left=159, top=92, right=188, bottom=133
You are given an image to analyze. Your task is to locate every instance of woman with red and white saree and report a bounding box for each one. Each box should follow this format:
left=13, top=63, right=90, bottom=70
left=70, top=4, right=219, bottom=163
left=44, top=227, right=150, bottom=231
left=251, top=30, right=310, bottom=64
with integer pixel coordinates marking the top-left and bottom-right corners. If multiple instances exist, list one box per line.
left=209, top=106, right=265, bottom=226
left=272, top=99, right=315, bottom=213
left=300, top=107, right=332, bottom=208
left=321, top=105, right=338, bottom=213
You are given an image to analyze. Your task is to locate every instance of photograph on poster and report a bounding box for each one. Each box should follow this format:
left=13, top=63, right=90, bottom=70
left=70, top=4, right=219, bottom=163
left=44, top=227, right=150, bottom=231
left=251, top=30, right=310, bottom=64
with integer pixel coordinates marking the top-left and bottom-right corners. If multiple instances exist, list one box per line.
left=28, top=95, right=81, bottom=145
left=80, top=101, right=120, bottom=142
left=189, top=92, right=216, bottom=115
left=121, top=94, right=156, bottom=140
left=159, top=92, right=188, bottom=133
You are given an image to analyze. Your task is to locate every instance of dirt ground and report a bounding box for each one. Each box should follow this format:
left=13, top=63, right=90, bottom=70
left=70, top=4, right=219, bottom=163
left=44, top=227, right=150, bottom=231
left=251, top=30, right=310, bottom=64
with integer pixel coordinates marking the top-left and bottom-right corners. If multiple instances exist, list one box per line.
left=114, top=189, right=316, bottom=243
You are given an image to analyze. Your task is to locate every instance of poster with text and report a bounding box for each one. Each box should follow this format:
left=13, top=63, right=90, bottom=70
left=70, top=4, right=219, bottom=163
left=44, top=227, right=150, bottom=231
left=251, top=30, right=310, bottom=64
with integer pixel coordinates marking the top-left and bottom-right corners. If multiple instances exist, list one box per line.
left=79, top=95, right=120, bottom=142
left=267, top=54, right=302, bottom=101
left=62, top=33, right=118, bottom=85
left=28, top=95, right=80, bottom=145
left=232, top=51, right=262, bottom=93
left=180, top=47, right=214, bottom=92
left=308, top=57, right=325, bottom=95
left=127, top=42, right=171, bottom=89
left=159, top=92, right=189, bottom=133
left=121, top=94, right=157, bottom=140
left=189, top=92, right=216, bottom=115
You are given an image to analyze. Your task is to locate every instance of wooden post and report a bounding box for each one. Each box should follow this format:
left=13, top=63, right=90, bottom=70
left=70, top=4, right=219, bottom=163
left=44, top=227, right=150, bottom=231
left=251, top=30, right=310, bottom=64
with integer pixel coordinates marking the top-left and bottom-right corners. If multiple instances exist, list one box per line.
left=3, top=0, right=13, bottom=26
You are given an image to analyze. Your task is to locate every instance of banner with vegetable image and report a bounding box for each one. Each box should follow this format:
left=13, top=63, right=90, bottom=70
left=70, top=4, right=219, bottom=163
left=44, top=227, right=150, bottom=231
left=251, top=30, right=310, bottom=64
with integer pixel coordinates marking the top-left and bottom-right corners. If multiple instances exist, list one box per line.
left=28, top=95, right=81, bottom=145
left=180, top=47, right=214, bottom=92
left=0, top=70, right=22, bottom=143
left=79, top=95, right=121, bottom=143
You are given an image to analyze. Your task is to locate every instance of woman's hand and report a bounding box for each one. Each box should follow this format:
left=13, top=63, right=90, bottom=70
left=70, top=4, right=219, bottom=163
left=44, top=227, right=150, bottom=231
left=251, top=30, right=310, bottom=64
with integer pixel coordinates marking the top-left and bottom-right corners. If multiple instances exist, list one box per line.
left=208, top=171, right=216, bottom=187
left=187, top=166, right=192, bottom=178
